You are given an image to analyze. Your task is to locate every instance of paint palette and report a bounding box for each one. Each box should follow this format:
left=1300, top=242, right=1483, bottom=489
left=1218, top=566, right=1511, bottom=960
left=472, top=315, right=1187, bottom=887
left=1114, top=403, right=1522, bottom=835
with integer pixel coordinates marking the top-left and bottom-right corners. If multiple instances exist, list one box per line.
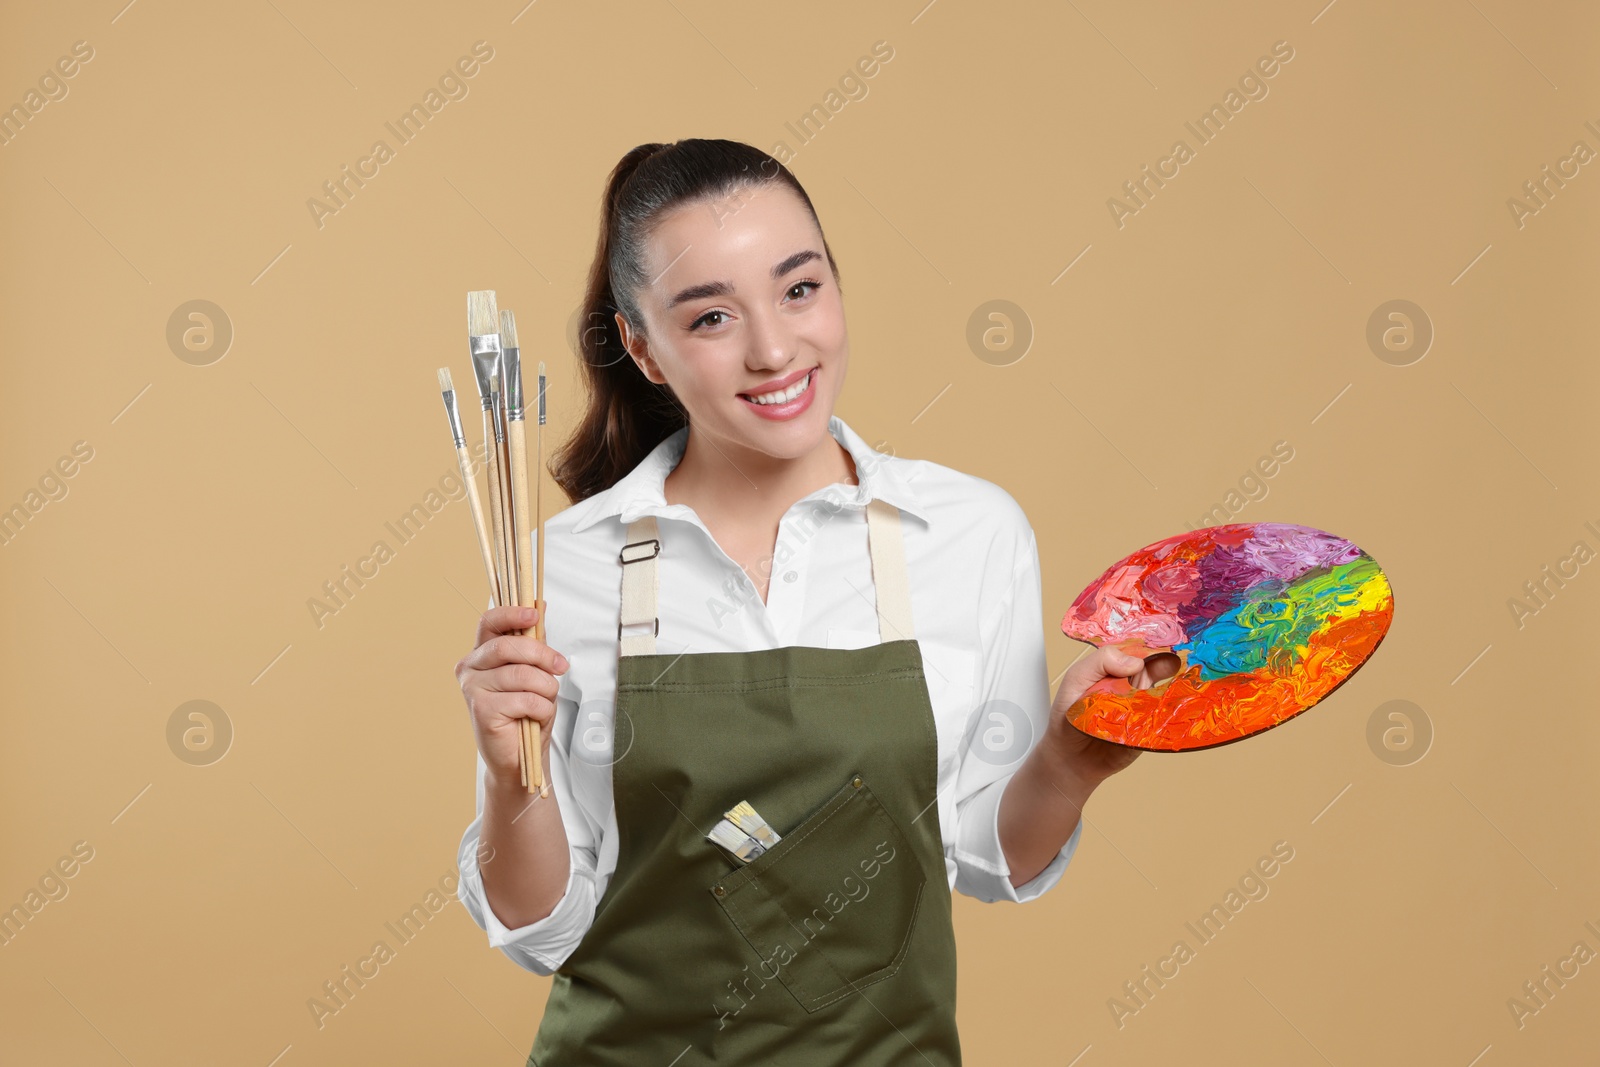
left=1060, top=523, right=1394, bottom=752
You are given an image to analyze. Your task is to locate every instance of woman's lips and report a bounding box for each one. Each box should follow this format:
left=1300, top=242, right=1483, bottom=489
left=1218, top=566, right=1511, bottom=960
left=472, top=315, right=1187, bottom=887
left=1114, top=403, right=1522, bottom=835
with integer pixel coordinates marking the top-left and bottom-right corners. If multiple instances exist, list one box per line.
left=738, top=367, right=817, bottom=421
left=738, top=365, right=814, bottom=399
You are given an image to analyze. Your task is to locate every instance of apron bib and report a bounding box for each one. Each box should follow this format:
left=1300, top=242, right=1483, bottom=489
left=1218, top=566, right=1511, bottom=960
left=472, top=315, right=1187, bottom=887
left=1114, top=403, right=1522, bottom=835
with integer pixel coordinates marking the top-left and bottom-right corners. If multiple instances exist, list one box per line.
left=528, top=498, right=961, bottom=1065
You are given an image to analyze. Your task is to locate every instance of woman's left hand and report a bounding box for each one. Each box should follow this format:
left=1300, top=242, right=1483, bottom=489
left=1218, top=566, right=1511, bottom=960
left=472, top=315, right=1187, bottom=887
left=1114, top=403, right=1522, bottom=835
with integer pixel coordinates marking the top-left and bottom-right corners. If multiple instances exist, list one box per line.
left=998, top=644, right=1169, bottom=888
left=1046, top=646, right=1163, bottom=784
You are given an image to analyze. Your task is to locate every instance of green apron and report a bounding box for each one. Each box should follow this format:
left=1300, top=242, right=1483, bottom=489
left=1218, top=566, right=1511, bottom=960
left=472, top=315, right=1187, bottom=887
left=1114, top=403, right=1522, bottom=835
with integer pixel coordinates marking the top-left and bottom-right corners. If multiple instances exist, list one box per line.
left=528, top=497, right=962, bottom=1065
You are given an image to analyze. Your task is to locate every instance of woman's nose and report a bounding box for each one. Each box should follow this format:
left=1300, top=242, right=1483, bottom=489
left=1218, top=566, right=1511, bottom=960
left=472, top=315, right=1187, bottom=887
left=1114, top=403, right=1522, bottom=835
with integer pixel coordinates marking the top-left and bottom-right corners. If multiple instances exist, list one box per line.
left=743, top=307, right=797, bottom=370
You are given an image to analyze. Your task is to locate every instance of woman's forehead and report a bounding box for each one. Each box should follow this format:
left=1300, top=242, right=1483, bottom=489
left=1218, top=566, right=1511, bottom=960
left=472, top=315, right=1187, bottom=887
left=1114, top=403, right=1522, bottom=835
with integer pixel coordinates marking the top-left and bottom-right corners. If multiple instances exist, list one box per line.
left=642, top=187, right=819, bottom=293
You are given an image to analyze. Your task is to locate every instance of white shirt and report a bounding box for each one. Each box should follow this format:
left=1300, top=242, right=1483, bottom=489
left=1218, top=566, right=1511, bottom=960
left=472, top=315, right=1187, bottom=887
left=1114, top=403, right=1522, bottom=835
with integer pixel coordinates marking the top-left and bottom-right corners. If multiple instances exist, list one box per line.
left=457, top=415, right=1082, bottom=975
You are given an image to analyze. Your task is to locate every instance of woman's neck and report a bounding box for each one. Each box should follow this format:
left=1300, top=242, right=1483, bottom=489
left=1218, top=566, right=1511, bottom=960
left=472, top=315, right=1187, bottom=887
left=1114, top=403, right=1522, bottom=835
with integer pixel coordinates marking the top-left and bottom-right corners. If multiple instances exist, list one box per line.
left=663, top=422, right=858, bottom=523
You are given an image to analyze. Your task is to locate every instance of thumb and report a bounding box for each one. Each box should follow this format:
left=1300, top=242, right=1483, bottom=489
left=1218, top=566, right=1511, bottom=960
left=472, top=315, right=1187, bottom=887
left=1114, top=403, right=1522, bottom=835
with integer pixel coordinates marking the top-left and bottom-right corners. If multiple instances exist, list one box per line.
left=1105, top=648, right=1144, bottom=675
left=1056, top=646, right=1143, bottom=713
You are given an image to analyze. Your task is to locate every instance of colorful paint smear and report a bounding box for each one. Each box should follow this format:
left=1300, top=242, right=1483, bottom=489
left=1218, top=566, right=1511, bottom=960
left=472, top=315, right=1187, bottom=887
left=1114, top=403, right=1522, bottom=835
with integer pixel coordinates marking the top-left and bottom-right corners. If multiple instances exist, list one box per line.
left=1061, top=523, right=1393, bottom=752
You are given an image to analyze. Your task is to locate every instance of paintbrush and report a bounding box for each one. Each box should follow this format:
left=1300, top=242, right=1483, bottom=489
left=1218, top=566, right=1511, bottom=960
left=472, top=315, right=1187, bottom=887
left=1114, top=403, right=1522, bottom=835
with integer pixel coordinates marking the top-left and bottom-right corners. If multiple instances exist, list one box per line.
left=489, top=370, right=530, bottom=789
left=533, top=361, right=549, bottom=790
left=436, top=368, right=497, bottom=603
left=499, top=308, right=547, bottom=799
left=468, top=291, right=532, bottom=791
left=467, top=302, right=509, bottom=611
left=489, top=373, right=518, bottom=603
left=534, top=358, right=547, bottom=646
left=707, top=819, right=768, bottom=863
left=534, top=360, right=547, bottom=616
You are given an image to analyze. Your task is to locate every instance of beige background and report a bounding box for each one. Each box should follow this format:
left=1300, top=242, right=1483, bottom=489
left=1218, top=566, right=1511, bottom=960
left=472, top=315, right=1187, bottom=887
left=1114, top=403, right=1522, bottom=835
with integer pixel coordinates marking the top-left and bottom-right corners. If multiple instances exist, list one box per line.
left=2, top=0, right=1595, bottom=1063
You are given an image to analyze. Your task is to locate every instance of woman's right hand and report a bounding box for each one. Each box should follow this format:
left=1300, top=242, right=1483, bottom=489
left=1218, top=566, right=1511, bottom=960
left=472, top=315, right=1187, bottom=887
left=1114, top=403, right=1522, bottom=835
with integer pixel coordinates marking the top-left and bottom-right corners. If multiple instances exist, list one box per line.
left=454, top=604, right=570, bottom=789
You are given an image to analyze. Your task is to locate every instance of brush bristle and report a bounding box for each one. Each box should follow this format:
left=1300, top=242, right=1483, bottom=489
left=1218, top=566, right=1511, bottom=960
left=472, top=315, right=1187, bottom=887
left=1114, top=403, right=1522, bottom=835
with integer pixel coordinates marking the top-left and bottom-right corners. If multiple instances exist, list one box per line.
left=437, top=367, right=453, bottom=392
left=499, top=309, right=519, bottom=348
left=467, top=290, right=498, bottom=336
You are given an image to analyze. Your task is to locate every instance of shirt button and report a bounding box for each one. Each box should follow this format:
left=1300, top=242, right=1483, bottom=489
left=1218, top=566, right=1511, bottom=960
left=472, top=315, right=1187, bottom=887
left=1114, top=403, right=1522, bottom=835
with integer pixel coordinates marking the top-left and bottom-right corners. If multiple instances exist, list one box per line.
left=783, top=571, right=797, bottom=582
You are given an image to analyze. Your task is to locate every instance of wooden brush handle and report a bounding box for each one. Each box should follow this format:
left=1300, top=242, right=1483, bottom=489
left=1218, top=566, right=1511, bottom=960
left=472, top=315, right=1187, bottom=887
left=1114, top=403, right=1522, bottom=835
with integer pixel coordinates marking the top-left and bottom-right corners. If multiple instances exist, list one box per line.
left=496, top=425, right=518, bottom=588
left=535, top=420, right=545, bottom=615
left=481, top=415, right=528, bottom=789
left=507, top=422, right=537, bottom=610
left=482, top=414, right=509, bottom=608
left=531, top=597, right=547, bottom=797
left=533, top=415, right=548, bottom=798
left=455, top=443, right=497, bottom=602
left=507, top=421, right=544, bottom=797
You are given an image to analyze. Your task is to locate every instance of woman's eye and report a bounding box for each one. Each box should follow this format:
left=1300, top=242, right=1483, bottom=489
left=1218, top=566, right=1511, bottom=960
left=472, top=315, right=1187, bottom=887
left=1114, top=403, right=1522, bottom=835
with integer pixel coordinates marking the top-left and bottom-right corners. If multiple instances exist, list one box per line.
left=688, top=280, right=821, bottom=331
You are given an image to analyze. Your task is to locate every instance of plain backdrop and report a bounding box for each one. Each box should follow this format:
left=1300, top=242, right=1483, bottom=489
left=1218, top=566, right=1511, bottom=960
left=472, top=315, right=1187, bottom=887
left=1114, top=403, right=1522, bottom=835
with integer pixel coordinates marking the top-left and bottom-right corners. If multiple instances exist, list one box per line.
left=1, top=1, right=1594, bottom=1064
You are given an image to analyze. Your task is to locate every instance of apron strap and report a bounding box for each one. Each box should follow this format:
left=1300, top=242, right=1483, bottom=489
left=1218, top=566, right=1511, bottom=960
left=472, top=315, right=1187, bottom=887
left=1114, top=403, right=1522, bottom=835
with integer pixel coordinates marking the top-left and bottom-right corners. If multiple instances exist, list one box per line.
left=865, top=496, right=915, bottom=642
left=619, top=515, right=662, bottom=657
left=619, top=497, right=914, bottom=656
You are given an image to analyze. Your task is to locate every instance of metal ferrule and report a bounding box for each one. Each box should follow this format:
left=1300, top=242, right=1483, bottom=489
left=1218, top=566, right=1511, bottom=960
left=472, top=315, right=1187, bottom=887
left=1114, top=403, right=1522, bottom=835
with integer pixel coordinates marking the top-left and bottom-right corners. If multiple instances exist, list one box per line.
left=489, top=387, right=507, bottom=443
left=502, top=345, right=524, bottom=420
left=537, top=372, right=547, bottom=426
left=469, top=333, right=501, bottom=408
left=440, top=388, right=465, bottom=447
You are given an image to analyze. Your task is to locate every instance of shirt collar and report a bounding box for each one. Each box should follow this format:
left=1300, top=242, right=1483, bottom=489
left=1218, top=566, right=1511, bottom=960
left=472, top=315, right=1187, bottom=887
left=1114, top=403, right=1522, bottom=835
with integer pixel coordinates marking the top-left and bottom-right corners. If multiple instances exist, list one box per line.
left=570, top=415, right=930, bottom=534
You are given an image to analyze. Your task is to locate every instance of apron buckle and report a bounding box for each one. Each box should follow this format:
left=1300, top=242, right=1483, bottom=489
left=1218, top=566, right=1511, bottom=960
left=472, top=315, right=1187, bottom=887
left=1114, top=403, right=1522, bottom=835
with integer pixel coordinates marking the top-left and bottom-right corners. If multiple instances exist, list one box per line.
left=619, top=537, right=661, bottom=564
left=619, top=617, right=659, bottom=640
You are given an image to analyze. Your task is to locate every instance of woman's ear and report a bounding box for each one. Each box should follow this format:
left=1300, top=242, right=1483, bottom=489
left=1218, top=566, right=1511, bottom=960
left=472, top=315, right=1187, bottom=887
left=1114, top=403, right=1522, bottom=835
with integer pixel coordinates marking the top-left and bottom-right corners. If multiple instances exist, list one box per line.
left=615, top=310, right=667, bottom=385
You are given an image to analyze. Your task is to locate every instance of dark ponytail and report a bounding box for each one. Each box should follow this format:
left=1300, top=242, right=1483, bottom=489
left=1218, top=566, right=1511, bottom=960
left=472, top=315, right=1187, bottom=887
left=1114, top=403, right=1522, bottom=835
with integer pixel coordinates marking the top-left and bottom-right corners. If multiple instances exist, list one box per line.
left=549, top=138, right=838, bottom=505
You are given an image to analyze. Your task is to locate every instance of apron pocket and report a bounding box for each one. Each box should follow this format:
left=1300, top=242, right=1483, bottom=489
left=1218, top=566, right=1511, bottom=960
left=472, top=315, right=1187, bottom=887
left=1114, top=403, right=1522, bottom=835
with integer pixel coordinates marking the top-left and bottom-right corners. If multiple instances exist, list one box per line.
left=709, top=772, right=926, bottom=1013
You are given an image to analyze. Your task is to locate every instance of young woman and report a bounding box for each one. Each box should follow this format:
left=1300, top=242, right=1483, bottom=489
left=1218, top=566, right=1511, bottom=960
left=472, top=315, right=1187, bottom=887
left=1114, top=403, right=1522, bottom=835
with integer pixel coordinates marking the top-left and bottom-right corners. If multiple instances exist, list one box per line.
left=454, top=138, right=1161, bottom=1064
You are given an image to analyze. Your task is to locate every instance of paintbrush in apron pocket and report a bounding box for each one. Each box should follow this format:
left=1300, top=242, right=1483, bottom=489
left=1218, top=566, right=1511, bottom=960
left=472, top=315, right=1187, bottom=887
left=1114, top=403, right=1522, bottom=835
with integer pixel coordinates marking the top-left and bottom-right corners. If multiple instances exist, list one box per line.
left=706, top=800, right=784, bottom=863
left=707, top=819, right=769, bottom=863
left=724, top=801, right=782, bottom=848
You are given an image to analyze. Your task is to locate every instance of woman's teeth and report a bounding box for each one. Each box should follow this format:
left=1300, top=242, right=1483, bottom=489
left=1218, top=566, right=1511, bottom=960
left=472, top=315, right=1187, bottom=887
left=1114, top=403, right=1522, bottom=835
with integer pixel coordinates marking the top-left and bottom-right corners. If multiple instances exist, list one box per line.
left=743, top=369, right=814, bottom=405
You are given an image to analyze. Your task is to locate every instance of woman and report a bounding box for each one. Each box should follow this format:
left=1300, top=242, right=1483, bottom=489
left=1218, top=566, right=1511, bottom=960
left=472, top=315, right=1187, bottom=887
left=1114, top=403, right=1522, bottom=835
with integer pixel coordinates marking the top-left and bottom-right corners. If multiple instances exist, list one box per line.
left=454, top=138, right=1159, bottom=1065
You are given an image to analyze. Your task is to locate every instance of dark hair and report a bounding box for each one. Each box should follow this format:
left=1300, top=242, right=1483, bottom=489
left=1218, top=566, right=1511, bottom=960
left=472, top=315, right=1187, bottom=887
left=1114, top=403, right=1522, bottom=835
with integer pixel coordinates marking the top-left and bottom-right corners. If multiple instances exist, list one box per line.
left=549, top=138, right=840, bottom=505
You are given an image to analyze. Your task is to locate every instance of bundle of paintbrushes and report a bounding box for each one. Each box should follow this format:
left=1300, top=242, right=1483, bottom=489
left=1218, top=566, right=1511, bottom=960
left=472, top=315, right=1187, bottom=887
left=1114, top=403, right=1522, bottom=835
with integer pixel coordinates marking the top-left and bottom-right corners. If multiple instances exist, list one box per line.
left=436, top=289, right=548, bottom=797
left=707, top=801, right=783, bottom=864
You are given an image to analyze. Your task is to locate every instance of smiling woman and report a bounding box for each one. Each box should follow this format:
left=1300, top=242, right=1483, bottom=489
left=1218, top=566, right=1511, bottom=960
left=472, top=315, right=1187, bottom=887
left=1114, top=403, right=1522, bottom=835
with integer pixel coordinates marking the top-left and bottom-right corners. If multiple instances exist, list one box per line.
left=549, top=140, right=852, bottom=511
left=451, top=139, right=1150, bottom=1065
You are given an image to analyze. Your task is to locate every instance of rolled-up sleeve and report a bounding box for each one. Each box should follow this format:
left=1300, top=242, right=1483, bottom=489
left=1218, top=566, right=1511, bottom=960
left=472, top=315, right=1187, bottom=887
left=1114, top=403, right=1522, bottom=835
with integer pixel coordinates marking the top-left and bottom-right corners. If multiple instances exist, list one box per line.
left=455, top=689, right=602, bottom=975
left=951, top=517, right=1084, bottom=903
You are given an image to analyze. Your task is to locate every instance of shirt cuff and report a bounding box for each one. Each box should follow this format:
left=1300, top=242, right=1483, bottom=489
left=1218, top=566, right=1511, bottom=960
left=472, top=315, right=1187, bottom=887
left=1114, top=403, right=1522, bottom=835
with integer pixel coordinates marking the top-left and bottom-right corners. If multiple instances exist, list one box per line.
left=456, top=840, right=597, bottom=975
left=952, top=776, right=1085, bottom=904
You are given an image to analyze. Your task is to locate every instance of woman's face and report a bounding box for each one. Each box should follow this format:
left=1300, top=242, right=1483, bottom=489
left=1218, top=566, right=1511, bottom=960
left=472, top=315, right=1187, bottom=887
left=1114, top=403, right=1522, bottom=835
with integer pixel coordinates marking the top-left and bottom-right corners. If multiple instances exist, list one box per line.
left=617, top=183, right=847, bottom=462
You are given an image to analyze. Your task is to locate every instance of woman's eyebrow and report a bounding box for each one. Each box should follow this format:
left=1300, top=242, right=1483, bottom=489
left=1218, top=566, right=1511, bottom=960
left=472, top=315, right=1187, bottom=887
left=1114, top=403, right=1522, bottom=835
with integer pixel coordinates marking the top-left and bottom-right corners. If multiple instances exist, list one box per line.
left=666, top=249, right=823, bottom=308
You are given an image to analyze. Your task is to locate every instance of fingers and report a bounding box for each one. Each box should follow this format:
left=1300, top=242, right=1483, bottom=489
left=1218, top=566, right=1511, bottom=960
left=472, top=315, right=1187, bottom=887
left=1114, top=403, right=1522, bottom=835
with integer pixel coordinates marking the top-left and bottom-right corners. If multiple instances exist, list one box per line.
left=478, top=691, right=558, bottom=784
left=484, top=688, right=559, bottom=728
left=477, top=661, right=561, bottom=700
left=474, top=603, right=543, bottom=647
left=461, top=605, right=566, bottom=786
left=464, top=632, right=570, bottom=676
left=1138, top=651, right=1183, bottom=688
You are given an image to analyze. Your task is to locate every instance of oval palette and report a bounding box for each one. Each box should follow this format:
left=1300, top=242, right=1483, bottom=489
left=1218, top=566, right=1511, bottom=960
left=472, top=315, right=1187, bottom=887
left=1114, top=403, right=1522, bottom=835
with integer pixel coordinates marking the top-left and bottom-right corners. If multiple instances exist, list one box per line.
left=1060, top=522, right=1394, bottom=752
